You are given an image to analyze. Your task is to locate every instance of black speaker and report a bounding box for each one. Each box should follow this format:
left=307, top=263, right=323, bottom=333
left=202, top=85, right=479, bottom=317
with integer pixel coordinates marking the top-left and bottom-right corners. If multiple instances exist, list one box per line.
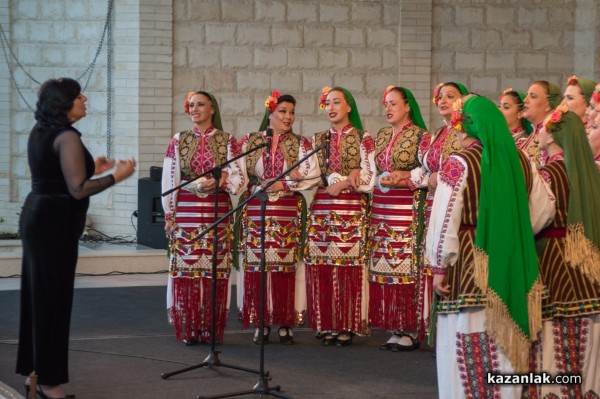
left=137, top=177, right=168, bottom=249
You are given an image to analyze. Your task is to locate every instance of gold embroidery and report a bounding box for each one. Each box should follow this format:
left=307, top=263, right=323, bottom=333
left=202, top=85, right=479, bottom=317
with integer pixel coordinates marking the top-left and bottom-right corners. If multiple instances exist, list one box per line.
left=441, top=127, right=462, bottom=163
left=375, top=125, right=424, bottom=171
left=179, top=130, right=198, bottom=179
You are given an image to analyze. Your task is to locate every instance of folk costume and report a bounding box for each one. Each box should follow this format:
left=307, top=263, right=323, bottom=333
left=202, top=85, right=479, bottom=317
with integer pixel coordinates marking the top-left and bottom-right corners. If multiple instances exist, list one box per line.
left=427, top=96, right=549, bottom=398
left=368, top=87, right=428, bottom=347
left=501, top=89, right=533, bottom=142
left=162, top=92, right=245, bottom=344
left=408, top=82, right=469, bottom=342
left=237, top=92, right=320, bottom=338
left=527, top=110, right=600, bottom=399
left=305, top=87, right=377, bottom=339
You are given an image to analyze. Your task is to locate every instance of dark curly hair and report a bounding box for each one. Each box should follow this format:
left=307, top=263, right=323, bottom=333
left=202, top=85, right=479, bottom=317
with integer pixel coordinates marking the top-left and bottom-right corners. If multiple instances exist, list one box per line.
left=277, top=94, right=296, bottom=106
left=34, top=78, right=81, bottom=128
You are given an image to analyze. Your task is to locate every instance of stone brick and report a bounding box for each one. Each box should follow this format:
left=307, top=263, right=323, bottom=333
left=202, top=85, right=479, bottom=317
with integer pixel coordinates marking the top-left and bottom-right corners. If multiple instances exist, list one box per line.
left=287, top=2, right=318, bottom=23
left=206, top=24, right=236, bottom=45
left=516, top=52, right=548, bottom=72
left=174, top=21, right=205, bottom=44
left=518, top=6, right=547, bottom=27
left=439, top=27, right=471, bottom=50
left=304, top=26, right=334, bottom=47
left=256, top=0, right=286, bottom=23
left=383, top=2, right=400, bottom=26
left=292, top=94, right=317, bottom=115
left=547, top=51, right=574, bottom=72
left=548, top=5, right=574, bottom=25
left=254, top=47, right=288, bottom=69
left=65, top=2, right=88, bottom=19
left=485, top=6, right=515, bottom=26
left=532, top=30, right=563, bottom=50
left=287, top=48, right=319, bottom=70
left=188, top=46, right=220, bottom=68
left=455, top=6, right=484, bottom=27
left=320, top=2, right=351, bottom=24
left=237, top=25, right=270, bottom=46
left=237, top=71, right=271, bottom=93
left=271, top=71, right=302, bottom=93
left=350, top=48, right=383, bottom=70
left=318, top=48, right=349, bottom=69
left=486, top=50, right=516, bottom=72
left=302, top=71, right=335, bottom=94
left=272, top=26, right=303, bottom=47
left=472, top=28, right=502, bottom=50
left=433, top=4, right=453, bottom=26
left=382, top=48, right=398, bottom=71
left=502, top=30, right=532, bottom=50
left=454, top=52, right=485, bottom=72
left=17, top=0, right=40, bottom=19
left=351, top=3, right=383, bottom=25
left=366, top=72, right=395, bottom=95
left=222, top=0, right=254, bottom=22
left=366, top=27, right=397, bottom=48
left=222, top=47, right=253, bottom=68
left=499, top=75, right=534, bottom=94
left=470, top=75, right=499, bottom=97
left=334, top=73, right=365, bottom=94
left=335, top=26, right=366, bottom=48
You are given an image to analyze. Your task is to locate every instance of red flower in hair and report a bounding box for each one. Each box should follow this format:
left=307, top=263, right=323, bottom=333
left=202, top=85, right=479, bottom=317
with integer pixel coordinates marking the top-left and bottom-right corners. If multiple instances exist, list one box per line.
left=382, top=85, right=395, bottom=105
left=184, top=91, right=195, bottom=114
left=264, top=90, right=281, bottom=112
left=450, top=99, right=464, bottom=131
left=319, top=86, right=332, bottom=110
left=567, top=75, right=578, bottom=86
left=432, top=83, right=444, bottom=105
left=544, top=103, right=568, bottom=133
left=592, top=84, right=600, bottom=104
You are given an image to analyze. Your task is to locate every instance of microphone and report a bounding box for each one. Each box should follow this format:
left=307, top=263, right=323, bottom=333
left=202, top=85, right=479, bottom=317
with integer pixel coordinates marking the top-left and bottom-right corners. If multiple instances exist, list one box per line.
left=320, top=130, right=330, bottom=187
left=265, top=127, right=273, bottom=154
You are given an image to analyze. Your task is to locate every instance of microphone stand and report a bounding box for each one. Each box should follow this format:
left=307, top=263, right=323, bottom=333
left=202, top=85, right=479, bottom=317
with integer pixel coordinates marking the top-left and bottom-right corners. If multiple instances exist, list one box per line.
left=161, top=141, right=269, bottom=380
left=320, top=130, right=330, bottom=187
left=191, top=143, right=325, bottom=399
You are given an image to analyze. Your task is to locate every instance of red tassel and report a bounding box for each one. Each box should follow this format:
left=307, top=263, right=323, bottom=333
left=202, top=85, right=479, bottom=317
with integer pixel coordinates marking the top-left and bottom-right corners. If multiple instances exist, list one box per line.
left=242, top=271, right=296, bottom=328
left=368, top=281, right=417, bottom=332
left=306, top=264, right=366, bottom=334
left=169, top=277, right=228, bottom=343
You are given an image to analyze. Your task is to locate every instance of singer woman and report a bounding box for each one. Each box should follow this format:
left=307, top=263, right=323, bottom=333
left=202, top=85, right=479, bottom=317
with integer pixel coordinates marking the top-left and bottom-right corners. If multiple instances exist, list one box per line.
left=305, top=86, right=376, bottom=347
left=162, top=91, right=245, bottom=345
left=237, top=92, right=320, bottom=344
left=368, top=86, right=429, bottom=352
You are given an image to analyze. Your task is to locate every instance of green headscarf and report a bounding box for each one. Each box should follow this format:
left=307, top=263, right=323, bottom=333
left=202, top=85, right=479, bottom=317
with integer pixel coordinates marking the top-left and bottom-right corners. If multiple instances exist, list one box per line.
left=548, top=110, right=600, bottom=283
left=259, top=109, right=270, bottom=132
left=448, top=81, right=469, bottom=96
left=546, top=82, right=562, bottom=109
left=399, top=87, right=427, bottom=131
left=333, top=87, right=364, bottom=131
left=567, top=76, right=597, bottom=105
left=460, top=95, right=541, bottom=373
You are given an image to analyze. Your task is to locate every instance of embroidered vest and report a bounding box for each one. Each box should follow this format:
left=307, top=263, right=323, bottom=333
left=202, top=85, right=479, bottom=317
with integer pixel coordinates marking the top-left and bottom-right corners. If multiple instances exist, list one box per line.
left=314, top=128, right=365, bottom=176
left=245, top=131, right=301, bottom=180
left=374, top=125, right=425, bottom=173
left=178, top=129, right=229, bottom=179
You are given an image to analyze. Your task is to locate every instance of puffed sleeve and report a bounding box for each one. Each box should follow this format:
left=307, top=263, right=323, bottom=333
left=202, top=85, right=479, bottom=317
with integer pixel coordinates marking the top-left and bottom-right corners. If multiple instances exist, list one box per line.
left=161, top=133, right=181, bottom=222
left=408, top=131, right=433, bottom=190
left=425, top=155, right=469, bottom=274
left=355, top=131, right=377, bottom=193
left=224, top=134, right=246, bottom=195
left=526, top=157, right=556, bottom=234
left=285, top=136, right=321, bottom=191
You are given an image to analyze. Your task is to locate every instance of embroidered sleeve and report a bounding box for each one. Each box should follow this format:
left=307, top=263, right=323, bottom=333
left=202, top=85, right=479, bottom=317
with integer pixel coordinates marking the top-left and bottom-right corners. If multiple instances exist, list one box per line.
left=288, top=136, right=321, bottom=191
left=425, top=155, right=468, bottom=270
left=161, top=133, right=181, bottom=221
left=224, top=134, right=246, bottom=195
left=527, top=158, right=556, bottom=234
left=356, top=132, right=377, bottom=193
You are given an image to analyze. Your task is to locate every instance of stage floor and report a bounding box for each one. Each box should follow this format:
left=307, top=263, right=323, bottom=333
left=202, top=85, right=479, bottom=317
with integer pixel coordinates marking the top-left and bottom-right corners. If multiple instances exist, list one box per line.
left=0, top=274, right=438, bottom=399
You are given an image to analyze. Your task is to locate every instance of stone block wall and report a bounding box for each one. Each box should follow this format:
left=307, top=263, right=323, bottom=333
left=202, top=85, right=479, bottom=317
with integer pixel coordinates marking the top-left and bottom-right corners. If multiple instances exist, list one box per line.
left=171, top=0, right=432, bottom=140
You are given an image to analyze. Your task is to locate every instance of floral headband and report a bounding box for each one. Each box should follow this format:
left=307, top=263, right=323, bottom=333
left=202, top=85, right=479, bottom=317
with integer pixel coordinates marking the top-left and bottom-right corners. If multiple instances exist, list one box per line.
left=184, top=91, right=196, bottom=114
left=432, top=82, right=444, bottom=105
left=567, top=75, right=579, bottom=86
left=592, top=83, right=600, bottom=104
left=451, top=98, right=464, bottom=131
left=319, top=86, right=332, bottom=110
left=264, top=90, right=281, bottom=112
left=543, top=103, right=569, bottom=133
left=382, top=85, right=395, bottom=105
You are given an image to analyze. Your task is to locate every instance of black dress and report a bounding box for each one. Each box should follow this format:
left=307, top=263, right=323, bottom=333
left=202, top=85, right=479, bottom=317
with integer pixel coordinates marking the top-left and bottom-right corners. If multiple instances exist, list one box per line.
left=16, top=124, right=114, bottom=385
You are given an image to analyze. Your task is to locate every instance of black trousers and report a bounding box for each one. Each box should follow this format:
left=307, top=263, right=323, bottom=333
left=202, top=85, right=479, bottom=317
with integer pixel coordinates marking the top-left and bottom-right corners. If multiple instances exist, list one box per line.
left=16, top=192, right=87, bottom=385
